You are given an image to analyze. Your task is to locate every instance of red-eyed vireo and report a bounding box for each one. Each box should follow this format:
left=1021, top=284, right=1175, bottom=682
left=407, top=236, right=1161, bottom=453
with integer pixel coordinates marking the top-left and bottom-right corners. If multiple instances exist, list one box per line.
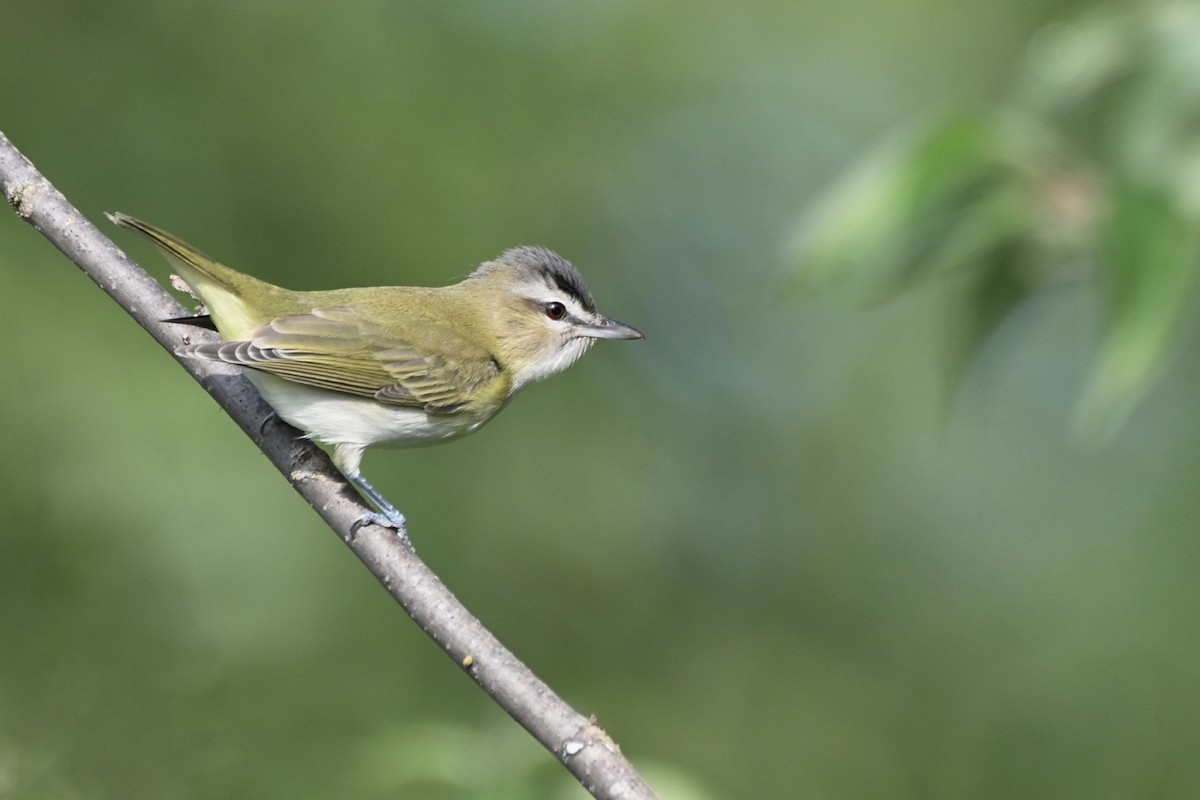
left=108, top=213, right=643, bottom=536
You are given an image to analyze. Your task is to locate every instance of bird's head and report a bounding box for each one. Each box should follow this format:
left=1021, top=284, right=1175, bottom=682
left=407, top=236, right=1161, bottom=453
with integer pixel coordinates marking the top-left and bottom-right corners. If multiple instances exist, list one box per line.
left=467, top=246, right=643, bottom=392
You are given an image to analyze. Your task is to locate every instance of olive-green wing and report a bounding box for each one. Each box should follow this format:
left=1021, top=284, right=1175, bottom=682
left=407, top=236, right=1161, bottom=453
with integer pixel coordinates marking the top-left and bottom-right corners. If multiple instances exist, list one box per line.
left=179, top=307, right=500, bottom=412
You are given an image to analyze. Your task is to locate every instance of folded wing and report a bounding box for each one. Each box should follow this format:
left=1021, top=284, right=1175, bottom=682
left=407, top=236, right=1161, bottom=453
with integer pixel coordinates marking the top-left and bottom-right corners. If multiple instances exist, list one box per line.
left=179, top=306, right=500, bottom=412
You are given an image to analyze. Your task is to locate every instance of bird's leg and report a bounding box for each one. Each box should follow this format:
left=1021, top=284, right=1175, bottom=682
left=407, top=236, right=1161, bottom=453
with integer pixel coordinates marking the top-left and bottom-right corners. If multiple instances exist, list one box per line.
left=351, top=474, right=406, bottom=527
left=334, top=443, right=409, bottom=545
left=348, top=472, right=411, bottom=546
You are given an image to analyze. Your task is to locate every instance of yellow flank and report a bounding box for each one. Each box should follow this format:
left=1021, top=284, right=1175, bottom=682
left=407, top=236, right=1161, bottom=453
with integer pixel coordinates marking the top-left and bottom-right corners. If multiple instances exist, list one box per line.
left=107, top=212, right=281, bottom=339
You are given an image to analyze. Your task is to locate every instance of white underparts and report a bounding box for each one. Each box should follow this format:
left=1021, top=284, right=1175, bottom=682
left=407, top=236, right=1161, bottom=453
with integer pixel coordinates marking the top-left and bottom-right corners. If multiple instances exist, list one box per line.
left=245, top=372, right=492, bottom=475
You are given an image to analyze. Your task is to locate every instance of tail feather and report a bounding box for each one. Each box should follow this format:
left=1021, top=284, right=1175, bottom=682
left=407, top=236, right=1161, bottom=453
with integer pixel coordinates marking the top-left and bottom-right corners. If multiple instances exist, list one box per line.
left=107, top=212, right=275, bottom=339
left=163, top=314, right=218, bottom=331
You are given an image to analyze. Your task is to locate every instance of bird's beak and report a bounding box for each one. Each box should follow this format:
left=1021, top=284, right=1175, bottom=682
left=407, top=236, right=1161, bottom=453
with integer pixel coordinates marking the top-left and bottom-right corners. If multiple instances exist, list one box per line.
left=580, top=316, right=644, bottom=340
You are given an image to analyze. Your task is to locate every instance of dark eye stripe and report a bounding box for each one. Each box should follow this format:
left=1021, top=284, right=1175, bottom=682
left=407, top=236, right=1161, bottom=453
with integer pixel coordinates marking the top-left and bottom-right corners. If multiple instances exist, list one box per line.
left=550, top=272, right=595, bottom=314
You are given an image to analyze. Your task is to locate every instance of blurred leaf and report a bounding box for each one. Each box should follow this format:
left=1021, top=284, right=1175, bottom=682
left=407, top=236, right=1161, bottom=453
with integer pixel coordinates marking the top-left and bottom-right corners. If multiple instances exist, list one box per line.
left=1075, top=183, right=1200, bottom=439
left=1025, top=2, right=1200, bottom=216
left=791, top=113, right=1039, bottom=302
left=1113, top=6, right=1200, bottom=216
left=796, top=1, right=1200, bottom=436
left=947, top=241, right=1036, bottom=390
left=1020, top=4, right=1136, bottom=115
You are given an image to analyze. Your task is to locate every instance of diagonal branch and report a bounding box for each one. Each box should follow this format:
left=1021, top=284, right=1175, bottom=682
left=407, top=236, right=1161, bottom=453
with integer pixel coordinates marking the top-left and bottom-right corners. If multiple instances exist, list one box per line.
left=0, top=131, right=657, bottom=800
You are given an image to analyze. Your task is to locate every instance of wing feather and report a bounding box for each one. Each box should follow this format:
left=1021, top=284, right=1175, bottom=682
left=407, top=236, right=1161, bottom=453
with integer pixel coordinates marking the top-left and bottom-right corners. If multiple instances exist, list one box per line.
left=178, top=307, right=501, bottom=411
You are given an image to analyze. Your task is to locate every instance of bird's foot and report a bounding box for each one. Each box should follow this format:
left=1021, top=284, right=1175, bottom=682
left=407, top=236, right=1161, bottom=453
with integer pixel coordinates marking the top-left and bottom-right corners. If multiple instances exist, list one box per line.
left=346, top=473, right=411, bottom=548
left=350, top=509, right=412, bottom=550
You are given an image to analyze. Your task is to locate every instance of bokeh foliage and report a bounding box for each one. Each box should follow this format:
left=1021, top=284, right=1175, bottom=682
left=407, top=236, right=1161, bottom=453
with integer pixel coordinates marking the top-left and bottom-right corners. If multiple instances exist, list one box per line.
left=793, top=1, right=1200, bottom=437
left=5, top=1, right=1200, bottom=799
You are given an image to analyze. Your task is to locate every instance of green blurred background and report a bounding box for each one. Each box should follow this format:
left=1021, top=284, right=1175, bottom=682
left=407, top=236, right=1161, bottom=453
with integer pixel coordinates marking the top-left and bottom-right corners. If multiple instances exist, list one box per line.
left=5, top=1, right=1200, bottom=798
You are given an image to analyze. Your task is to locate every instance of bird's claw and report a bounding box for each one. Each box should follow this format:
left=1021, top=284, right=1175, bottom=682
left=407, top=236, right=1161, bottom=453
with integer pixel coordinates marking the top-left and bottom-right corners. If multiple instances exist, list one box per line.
left=257, top=411, right=278, bottom=437
left=350, top=510, right=413, bottom=550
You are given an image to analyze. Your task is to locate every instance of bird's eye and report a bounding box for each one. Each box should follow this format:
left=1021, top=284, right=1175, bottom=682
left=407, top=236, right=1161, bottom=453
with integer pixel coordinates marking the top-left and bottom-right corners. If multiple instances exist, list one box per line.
left=544, top=302, right=567, bottom=321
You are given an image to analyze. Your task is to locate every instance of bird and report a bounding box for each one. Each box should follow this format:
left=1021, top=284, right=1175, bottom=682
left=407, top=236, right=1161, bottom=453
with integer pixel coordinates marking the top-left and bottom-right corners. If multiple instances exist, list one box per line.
left=107, top=212, right=643, bottom=538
